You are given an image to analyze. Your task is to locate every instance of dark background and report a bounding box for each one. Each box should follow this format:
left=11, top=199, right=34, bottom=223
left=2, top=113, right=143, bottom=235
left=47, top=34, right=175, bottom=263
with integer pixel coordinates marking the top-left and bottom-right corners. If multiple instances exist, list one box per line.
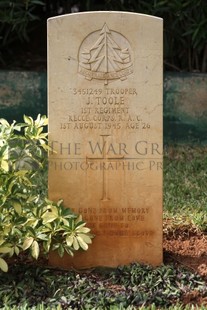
left=0, top=0, right=207, bottom=72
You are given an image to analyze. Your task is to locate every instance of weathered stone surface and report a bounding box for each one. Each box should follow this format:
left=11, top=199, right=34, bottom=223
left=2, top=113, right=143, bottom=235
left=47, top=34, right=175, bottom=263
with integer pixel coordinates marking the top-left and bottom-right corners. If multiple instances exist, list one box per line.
left=48, top=11, right=163, bottom=268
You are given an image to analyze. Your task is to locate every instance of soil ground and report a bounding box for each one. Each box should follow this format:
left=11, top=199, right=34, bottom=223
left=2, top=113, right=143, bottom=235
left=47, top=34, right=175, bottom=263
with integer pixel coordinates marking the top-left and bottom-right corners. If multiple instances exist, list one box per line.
left=163, top=226, right=207, bottom=306
left=164, top=229, right=207, bottom=278
left=163, top=220, right=207, bottom=277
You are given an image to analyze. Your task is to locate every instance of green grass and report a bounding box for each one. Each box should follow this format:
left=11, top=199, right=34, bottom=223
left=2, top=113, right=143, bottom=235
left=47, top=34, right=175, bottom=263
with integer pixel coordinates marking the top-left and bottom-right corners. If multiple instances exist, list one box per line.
left=164, top=145, right=207, bottom=231
left=0, top=145, right=206, bottom=309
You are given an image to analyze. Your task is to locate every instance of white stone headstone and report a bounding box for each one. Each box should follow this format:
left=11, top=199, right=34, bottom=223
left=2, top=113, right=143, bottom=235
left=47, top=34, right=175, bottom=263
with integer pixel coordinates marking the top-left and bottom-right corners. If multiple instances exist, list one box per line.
left=48, top=11, right=163, bottom=268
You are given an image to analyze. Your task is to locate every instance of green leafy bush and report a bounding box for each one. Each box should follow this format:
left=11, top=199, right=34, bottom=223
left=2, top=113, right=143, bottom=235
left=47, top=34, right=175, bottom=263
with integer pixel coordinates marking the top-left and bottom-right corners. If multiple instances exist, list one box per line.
left=0, top=115, right=93, bottom=272
left=0, top=0, right=45, bottom=64
left=0, top=0, right=44, bottom=45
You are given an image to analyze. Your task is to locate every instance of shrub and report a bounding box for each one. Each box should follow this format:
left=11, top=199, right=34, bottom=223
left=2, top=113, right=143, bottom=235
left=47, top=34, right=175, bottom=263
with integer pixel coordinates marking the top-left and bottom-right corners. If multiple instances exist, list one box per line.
left=0, top=115, right=93, bottom=272
left=0, top=0, right=45, bottom=45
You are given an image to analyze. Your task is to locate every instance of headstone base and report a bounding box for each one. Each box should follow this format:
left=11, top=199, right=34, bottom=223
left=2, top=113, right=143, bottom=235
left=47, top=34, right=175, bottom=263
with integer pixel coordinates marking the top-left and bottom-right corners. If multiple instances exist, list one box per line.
left=49, top=234, right=163, bottom=269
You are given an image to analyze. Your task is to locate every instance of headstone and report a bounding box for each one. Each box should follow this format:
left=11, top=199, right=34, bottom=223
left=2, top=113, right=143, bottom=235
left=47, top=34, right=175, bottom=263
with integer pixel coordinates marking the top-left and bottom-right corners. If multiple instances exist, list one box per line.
left=48, top=11, right=163, bottom=268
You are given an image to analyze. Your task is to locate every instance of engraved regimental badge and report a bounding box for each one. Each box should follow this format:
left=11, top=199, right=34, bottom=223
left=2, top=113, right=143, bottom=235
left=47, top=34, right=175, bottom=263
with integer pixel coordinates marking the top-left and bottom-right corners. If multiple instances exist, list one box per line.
left=78, top=23, right=133, bottom=85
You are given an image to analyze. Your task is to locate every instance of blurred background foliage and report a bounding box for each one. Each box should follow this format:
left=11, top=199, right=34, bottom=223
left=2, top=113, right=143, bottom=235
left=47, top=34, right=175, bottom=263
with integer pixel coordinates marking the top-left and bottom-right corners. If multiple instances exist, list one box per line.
left=0, top=0, right=207, bottom=72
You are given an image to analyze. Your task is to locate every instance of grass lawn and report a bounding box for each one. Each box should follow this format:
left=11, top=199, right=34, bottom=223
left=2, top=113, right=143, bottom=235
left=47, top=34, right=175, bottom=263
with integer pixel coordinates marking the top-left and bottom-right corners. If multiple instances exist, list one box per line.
left=0, top=145, right=206, bottom=310
left=164, top=145, right=207, bottom=231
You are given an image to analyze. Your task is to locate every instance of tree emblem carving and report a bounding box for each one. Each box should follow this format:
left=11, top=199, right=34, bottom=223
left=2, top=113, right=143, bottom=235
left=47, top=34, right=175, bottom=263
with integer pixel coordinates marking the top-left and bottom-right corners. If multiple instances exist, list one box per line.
left=78, top=23, right=133, bottom=85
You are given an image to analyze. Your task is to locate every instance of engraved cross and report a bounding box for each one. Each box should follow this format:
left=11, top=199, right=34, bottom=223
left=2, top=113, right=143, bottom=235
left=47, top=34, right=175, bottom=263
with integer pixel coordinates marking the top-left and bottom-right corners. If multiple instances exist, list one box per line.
left=86, top=135, right=124, bottom=201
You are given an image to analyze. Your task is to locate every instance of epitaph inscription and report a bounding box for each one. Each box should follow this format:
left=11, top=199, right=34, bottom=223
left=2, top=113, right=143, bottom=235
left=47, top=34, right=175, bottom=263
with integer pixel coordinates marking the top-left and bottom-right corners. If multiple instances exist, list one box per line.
left=48, top=12, right=163, bottom=268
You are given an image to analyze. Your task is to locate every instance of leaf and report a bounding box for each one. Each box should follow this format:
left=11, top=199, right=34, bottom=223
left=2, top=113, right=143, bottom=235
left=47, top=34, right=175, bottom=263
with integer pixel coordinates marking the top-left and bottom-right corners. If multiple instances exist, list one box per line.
left=51, top=205, right=59, bottom=215
left=62, top=218, right=69, bottom=225
left=36, top=233, right=48, bottom=241
left=72, top=237, right=79, bottom=250
left=42, top=212, right=58, bottom=224
left=35, top=113, right=41, bottom=126
left=14, top=246, right=20, bottom=256
left=43, top=237, right=51, bottom=252
left=26, top=219, right=38, bottom=228
left=23, top=115, right=33, bottom=125
left=66, top=235, right=73, bottom=247
left=65, top=247, right=74, bottom=256
left=13, top=124, right=22, bottom=132
left=78, top=233, right=92, bottom=244
left=75, top=215, right=83, bottom=222
left=1, top=159, right=9, bottom=171
left=0, top=257, right=8, bottom=272
left=37, top=127, right=43, bottom=135
left=76, top=227, right=91, bottom=233
left=57, top=199, right=64, bottom=207
left=0, top=246, right=12, bottom=254
left=9, top=248, right=14, bottom=257
left=31, top=240, right=39, bottom=260
left=22, top=237, right=34, bottom=250
left=75, top=222, right=87, bottom=231
left=0, top=119, right=10, bottom=127
left=13, top=201, right=22, bottom=214
left=26, top=226, right=36, bottom=237
left=40, top=115, right=48, bottom=126
left=58, top=245, right=65, bottom=257
left=77, top=236, right=88, bottom=251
